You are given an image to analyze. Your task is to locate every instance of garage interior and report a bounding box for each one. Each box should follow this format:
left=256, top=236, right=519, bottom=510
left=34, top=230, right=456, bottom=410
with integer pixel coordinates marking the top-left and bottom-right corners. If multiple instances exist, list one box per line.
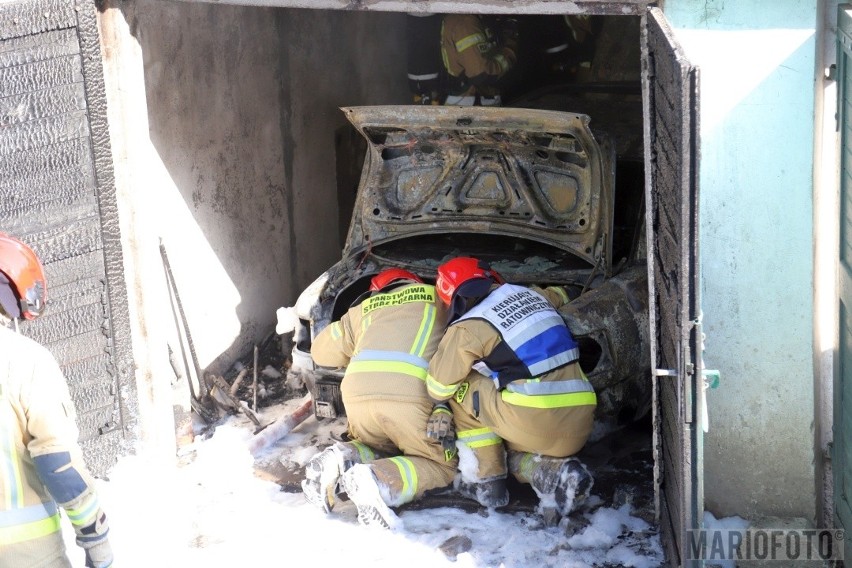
left=114, top=0, right=659, bottom=536
left=2, top=0, right=698, bottom=563
left=112, top=0, right=662, bottom=538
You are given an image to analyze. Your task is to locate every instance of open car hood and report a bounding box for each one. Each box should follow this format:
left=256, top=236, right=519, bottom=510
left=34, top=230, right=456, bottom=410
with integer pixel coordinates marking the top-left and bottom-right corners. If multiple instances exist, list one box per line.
left=341, top=105, right=614, bottom=270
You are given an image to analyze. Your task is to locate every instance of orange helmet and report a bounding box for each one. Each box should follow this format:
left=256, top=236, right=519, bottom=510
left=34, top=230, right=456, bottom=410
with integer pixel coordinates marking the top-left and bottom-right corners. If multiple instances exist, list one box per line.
left=0, top=233, right=47, bottom=320
left=435, top=257, right=503, bottom=305
left=369, top=268, right=423, bottom=292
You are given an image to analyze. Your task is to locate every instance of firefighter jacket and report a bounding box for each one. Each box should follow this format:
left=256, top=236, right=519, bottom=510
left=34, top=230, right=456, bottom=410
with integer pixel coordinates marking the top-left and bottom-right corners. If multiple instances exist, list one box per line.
left=310, top=283, right=457, bottom=504
left=311, top=282, right=448, bottom=404
left=440, top=14, right=517, bottom=97
left=427, top=284, right=595, bottom=412
left=427, top=284, right=596, bottom=460
left=0, top=325, right=110, bottom=568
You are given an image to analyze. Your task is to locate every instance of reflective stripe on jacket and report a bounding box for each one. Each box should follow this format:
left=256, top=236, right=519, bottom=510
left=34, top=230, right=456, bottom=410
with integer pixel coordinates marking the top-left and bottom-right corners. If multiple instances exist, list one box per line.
left=0, top=501, right=61, bottom=546
left=312, top=283, right=448, bottom=402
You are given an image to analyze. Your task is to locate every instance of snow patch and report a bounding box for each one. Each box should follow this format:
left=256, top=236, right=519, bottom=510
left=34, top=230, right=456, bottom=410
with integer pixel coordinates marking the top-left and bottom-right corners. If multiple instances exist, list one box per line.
left=569, top=504, right=650, bottom=549
left=701, top=510, right=751, bottom=568
left=60, top=408, right=663, bottom=568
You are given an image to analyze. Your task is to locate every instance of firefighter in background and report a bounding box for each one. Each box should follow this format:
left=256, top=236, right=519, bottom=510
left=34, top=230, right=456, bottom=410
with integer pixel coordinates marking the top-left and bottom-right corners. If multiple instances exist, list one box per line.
left=406, top=12, right=443, bottom=105
left=425, top=257, right=596, bottom=524
left=519, top=15, right=601, bottom=93
left=0, top=233, right=113, bottom=567
left=544, top=15, right=600, bottom=83
left=302, top=269, right=457, bottom=529
left=440, top=14, right=519, bottom=106
left=562, top=15, right=601, bottom=81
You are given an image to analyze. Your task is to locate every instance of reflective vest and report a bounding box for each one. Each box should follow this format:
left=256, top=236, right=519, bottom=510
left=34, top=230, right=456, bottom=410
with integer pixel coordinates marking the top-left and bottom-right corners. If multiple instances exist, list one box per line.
left=455, top=283, right=580, bottom=389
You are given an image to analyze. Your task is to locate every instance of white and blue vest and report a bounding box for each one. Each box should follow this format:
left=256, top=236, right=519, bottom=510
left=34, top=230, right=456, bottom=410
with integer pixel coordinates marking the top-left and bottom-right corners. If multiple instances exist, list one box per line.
left=454, top=283, right=580, bottom=389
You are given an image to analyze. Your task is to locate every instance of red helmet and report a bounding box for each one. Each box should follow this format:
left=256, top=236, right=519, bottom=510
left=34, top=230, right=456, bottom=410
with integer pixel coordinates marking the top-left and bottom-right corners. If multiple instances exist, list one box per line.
left=435, top=257, right=503, bottom=305
left=0, top=233, right=47, bottom=320
left=369, top=268, right=423, bottom=292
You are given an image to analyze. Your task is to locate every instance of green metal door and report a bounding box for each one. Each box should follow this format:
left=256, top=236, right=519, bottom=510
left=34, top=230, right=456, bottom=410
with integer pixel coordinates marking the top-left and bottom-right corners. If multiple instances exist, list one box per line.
left=836, top=5, right=852, bottom=561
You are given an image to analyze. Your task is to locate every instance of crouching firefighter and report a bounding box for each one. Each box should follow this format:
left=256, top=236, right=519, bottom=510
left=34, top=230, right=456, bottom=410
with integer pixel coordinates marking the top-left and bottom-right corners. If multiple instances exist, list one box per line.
left=0, top=232, right=113, bottom=567
left=302, top=268, right=457, bottom=529
left=426, top=257, right=597, bottom=524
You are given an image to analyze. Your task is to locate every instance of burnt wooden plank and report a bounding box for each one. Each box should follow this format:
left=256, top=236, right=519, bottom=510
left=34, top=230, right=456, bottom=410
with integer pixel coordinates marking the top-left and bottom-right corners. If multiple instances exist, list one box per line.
left=26, top=301, right=105, bottom=346
left=0, top=135, right=90, bottom=178
left=19, top=216, right=104, bottom=262
left=0, top=110, right=90, bottom=155
left=69, top=382, right=115, bottom=416
left=0, top=53, right=83, bottom=98
left=63, top=354, right=114, bottom=389
left=76, top=404, right=119, bottom=441
left=41, top=249, right=103, bottom=288
left=0, top=0, right=76, bottom=42
left=0, top=172, right=96, bottom=220
left=1, top=81, right=87, bottom=126
left=40, top=329, right=110, bottom=369
left=0, top=27, right=78, bottom=67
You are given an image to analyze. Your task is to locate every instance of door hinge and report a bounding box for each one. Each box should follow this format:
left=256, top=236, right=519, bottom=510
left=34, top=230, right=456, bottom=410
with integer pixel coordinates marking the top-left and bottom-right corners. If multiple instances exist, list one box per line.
left=827, top=64, right=837, bottom=82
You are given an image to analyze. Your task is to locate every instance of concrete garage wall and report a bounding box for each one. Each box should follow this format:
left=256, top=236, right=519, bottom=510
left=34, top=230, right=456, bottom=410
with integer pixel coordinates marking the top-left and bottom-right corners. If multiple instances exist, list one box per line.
left=665, top=0, right=818, bottom=521
left=97, top=1, right=407, bottom=456
left=275, top=8, right=410, bottom=286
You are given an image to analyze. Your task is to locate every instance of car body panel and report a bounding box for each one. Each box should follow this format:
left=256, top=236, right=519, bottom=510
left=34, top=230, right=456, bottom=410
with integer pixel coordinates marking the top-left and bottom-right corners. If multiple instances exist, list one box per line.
left=341, top=105, right=614, bottom=271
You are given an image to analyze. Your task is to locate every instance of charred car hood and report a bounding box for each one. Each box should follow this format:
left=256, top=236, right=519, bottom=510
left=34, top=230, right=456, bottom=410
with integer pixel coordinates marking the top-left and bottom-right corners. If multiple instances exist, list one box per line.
left=342, top=105, right=614, bottom=269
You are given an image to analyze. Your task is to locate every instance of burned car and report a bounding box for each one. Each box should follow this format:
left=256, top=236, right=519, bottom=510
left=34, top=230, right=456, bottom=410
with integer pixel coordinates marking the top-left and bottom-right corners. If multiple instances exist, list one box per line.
left=286, top=105, right=650, bottom=439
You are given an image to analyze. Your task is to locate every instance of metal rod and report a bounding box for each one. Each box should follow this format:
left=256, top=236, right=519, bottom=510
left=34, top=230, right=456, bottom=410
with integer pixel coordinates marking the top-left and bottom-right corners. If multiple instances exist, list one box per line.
left=160, top=240, right=208, bottom=399
left=252, top=345, right=258, bottom=411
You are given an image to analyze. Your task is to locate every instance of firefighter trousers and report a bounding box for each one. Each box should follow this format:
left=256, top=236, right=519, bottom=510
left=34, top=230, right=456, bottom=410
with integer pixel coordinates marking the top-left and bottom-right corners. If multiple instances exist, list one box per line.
left=449, top=374, right=595, bottom=482
left=343, top=396, right=458, bottom=506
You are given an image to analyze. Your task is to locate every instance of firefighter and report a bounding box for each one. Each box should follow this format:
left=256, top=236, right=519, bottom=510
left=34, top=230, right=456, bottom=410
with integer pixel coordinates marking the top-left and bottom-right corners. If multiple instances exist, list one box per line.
left=440, top=14, right=518, bottom=106
left=0, top=233, right=113, bottom=567
left=302, top=268, right=457, bottom=529
left=425, top=257, right=597, bottom=523
left=535, top=15, right=600, bottom=84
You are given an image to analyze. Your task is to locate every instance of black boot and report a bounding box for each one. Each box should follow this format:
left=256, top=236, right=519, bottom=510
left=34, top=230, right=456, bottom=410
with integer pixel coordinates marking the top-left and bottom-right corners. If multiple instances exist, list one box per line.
left=455, top=477, right=510, bottom=508
left=529, top=457, right=593, bottom=521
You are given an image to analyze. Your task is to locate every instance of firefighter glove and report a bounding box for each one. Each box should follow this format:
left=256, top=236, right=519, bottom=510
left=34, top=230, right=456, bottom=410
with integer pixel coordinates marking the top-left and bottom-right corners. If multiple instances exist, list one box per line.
left=77, top=535, right=112, bottom=568
left=427, top=403, right=457, bottom=460
left=426, top=402, right=454, bottom=441
left=76, top=511, right=113, bottom=568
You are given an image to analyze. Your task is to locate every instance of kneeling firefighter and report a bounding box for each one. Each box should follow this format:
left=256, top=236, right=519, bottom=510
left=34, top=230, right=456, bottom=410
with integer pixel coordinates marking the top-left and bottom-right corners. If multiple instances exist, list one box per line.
left=303, top=268, right=457, bottom=529
left=425, top=257, right=597, bottom=523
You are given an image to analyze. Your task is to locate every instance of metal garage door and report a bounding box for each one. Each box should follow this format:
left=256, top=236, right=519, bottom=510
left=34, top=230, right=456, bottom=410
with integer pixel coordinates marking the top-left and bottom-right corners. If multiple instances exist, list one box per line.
left=643, top=7, right=702, bottom=568
left=0, top=0, right=135, bottom=475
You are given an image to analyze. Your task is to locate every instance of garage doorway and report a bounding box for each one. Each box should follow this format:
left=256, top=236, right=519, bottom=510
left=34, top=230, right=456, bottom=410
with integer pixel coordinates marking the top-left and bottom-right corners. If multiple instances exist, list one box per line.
left=0, top=1, right=700, bottom=565
left=328, top=7, right=701, bottom=566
